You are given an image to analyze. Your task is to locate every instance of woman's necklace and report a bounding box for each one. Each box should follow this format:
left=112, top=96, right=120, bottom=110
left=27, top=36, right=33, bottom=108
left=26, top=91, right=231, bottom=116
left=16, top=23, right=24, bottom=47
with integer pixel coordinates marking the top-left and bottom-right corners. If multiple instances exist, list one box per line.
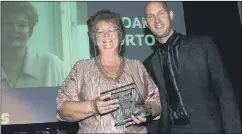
left=99, top=56, right=121, bottom=76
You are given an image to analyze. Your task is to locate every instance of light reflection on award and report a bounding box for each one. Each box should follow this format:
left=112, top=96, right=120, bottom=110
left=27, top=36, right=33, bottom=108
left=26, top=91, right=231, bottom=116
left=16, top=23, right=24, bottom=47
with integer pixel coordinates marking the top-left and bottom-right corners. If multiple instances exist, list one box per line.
left=101, top=83, right=151, bottom=127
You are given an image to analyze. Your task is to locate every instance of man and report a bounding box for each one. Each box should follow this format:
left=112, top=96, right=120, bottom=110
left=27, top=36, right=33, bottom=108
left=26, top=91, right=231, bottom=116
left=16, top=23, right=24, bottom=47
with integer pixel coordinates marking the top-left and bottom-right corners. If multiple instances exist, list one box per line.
left=143, top=1, right=241, bottom=133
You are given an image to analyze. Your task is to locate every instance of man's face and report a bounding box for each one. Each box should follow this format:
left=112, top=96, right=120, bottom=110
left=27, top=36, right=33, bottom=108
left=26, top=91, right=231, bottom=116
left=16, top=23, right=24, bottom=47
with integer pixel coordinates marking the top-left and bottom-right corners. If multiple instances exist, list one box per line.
left=144, top=2, right=173, bottom=39
left=1, top=12, right=30, bottom=49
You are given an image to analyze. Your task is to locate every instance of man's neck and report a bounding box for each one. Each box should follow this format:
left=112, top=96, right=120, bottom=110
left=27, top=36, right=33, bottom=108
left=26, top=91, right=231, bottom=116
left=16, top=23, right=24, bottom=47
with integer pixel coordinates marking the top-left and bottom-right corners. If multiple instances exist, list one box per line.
left=156, top=30, right=174, bottom=44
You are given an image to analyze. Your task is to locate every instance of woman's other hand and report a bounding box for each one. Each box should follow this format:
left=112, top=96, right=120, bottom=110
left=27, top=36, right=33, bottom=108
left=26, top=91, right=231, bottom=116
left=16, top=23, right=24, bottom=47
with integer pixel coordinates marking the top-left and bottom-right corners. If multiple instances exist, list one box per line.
left=92, top=93, right=119, bottom=115
left=125, top=115, right=147, bottom=127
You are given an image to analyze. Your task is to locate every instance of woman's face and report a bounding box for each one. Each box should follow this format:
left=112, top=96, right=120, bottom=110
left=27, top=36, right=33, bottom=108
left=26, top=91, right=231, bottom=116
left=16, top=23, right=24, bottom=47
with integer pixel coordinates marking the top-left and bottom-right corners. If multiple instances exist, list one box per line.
left=94, top=20, right=120, bottom=54
left=1, top=12, right=30, bottom=49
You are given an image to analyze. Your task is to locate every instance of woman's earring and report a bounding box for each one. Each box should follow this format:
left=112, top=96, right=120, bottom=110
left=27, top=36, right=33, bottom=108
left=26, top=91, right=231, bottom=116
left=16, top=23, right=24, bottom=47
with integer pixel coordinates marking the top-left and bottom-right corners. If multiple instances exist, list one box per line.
left=119, top=33, right=124, bottom=54
left=93, top=44, right=97, bottom=57
left=118, top=42, right=123, bottom=54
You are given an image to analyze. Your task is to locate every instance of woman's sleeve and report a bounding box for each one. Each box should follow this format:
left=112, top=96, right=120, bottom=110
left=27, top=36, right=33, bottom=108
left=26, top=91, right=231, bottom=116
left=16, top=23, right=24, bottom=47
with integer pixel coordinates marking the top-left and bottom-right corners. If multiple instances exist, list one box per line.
left=56, top=61, right=83, bottom=121
left=137, top=61, right=161, bottom=119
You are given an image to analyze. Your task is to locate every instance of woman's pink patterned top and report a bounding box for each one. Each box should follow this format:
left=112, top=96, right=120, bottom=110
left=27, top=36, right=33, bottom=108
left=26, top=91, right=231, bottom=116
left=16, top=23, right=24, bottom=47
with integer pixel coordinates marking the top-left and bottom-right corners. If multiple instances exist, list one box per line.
left=56, top=57, right=161, bottom=133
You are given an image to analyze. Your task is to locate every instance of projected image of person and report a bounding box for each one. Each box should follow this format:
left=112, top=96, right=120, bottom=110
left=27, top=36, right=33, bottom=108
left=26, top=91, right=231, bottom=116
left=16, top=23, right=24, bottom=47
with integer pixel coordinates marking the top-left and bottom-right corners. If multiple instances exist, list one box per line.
left=56, top=9, right=161, bottom=133
left=143, top=1, right=241, bottom=133
left=1, top=2, right=68, bottom=88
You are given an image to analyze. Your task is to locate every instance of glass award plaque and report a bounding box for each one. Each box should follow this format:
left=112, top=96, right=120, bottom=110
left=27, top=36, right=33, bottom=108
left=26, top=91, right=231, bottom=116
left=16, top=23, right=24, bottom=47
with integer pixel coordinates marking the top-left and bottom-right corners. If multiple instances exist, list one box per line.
left=101, top=83, right=151, bottom=127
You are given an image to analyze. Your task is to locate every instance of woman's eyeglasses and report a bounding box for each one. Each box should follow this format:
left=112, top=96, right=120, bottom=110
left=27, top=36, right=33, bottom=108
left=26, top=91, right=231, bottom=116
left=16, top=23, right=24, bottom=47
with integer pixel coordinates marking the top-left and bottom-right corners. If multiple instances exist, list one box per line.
left=95, top=27, right=119, bottom=37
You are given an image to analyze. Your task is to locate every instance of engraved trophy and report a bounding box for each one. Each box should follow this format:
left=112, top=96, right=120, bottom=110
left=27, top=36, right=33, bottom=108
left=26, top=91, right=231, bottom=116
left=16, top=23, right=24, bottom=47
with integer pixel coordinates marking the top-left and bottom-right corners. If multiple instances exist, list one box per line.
left=101, top=82, right=151, bottom=127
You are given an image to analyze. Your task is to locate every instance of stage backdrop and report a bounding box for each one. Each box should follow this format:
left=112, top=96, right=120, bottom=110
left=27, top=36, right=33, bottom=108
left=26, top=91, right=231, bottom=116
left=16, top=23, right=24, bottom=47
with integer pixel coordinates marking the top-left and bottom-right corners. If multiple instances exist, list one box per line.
left=1, top=1, right=186, bottom=125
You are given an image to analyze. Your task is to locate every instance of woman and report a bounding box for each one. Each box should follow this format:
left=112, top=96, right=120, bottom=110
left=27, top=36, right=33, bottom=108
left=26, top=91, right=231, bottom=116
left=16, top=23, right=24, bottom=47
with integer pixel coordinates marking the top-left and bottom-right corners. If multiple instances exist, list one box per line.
left=56, top=9, right=161, bottom=133
left=1, top=2, right=68, bottom=88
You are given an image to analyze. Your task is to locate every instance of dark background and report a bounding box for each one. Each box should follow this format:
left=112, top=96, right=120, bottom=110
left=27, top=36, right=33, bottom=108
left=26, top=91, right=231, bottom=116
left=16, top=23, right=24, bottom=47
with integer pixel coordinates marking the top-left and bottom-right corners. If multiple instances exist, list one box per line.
left=2, top=2, right=241, bottom=133
left=183, top=1, right=241, bottom=115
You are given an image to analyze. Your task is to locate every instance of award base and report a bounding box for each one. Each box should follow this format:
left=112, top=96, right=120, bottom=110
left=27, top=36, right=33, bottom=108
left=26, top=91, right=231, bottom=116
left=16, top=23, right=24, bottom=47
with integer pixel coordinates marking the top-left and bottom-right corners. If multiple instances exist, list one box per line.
left=101, top=83, right=151, bottom=127
left=114, top=106, right=151, bottom=127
